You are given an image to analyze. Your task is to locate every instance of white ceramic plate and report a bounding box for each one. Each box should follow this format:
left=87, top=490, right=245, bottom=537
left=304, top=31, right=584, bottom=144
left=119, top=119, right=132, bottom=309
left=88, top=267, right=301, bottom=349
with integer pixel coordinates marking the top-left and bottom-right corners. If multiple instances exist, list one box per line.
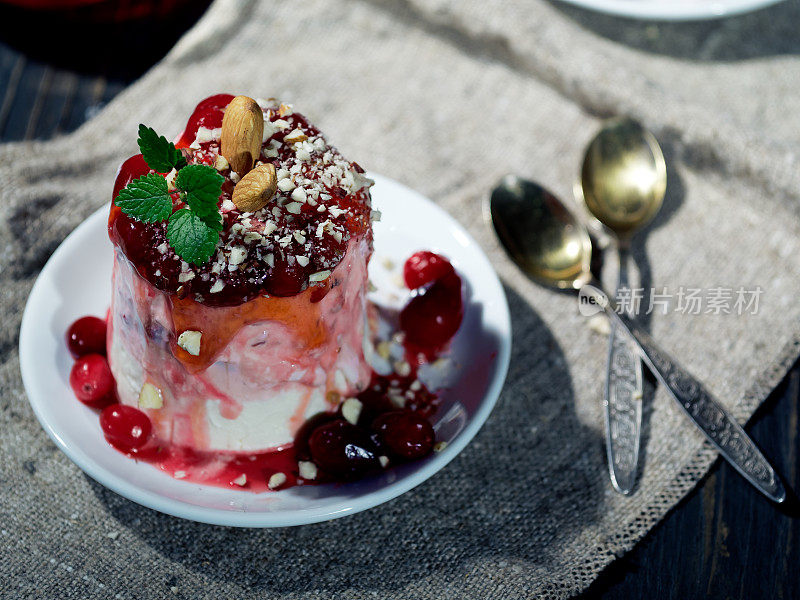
left=19, top=174, right=511, bottom=527
left=557, top=0, right=783, bottom=20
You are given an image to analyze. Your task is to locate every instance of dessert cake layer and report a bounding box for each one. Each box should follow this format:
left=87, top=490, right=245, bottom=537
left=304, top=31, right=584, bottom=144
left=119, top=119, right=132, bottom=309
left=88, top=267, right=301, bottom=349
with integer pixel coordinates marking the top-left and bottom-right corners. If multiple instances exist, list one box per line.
left=107, top=94, right=375, bottom=452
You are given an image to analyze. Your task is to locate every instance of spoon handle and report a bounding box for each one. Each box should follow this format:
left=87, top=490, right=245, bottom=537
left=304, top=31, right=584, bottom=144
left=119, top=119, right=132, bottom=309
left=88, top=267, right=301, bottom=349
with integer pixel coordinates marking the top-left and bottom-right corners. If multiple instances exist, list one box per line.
left=604, top=248, right=643, bottom=495
left=587, top=285, right=786, bottom=503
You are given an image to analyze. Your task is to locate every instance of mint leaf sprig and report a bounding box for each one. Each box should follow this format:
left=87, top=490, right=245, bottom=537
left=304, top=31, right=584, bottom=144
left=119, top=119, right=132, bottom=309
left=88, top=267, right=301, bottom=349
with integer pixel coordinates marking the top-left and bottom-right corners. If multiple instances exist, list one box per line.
left=115, top=125, right=224, bottom=265
left=137, top=124, right=187, bottom=173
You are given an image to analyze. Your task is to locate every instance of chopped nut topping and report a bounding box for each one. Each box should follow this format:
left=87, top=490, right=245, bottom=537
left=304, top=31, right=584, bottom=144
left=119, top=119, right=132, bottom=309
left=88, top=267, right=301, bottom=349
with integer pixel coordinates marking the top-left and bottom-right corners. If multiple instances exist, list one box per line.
left=229, top=246, right=247, bottom=265
left=298, top=461, right=318, bottom=480
left=268, top=472, right=287, bottom=490
left=277, top=178, right=296, bottom=192
left=137, top=382, right=163, bottom=409
left=309, top=270, right=331, bottom=282
left=214, top=154, right=229, bottom=171
left=284, top=128, right=308, bottom=144
left=177, top=330, right=202, bottom=356
left=341, top=397, right=363, bottom=425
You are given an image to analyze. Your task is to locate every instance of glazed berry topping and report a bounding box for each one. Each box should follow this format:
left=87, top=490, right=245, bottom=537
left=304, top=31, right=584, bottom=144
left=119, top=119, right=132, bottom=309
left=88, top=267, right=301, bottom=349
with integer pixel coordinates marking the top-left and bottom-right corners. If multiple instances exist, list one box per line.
left=100, top=404, right=152, bottom=450
left=308, top=419, right=379, bottom=479
left=108, top=95, right=373, bottom=307
left=403, top=251, right=455, bottom=289
left=400, top=271, right=463, bottom=349
left=66, top=316, right=107, bottom=358
left=69, top=354, right=115, bottom=407
left=372, top=411, right=435, bottom=460
left=175, top=93, right=234, bottom=149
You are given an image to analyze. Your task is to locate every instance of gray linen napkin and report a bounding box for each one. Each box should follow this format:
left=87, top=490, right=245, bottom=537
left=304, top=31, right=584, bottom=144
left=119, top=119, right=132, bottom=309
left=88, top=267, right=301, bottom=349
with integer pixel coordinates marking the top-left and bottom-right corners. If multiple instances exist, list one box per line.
left=2, top=1, right=800, bottom=598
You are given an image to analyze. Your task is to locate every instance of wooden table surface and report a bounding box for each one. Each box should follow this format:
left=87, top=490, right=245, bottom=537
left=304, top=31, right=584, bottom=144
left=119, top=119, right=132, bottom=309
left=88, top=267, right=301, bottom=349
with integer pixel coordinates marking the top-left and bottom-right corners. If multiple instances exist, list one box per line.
left=1, top=6, right=798, bottom=599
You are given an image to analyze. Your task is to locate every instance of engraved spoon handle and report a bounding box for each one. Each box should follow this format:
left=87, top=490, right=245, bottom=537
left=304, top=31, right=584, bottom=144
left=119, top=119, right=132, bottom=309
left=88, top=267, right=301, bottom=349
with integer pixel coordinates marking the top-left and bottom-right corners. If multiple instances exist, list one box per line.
left=587, top=285, right=786, bottom=503
left=604, top=247, right=643, bottom=495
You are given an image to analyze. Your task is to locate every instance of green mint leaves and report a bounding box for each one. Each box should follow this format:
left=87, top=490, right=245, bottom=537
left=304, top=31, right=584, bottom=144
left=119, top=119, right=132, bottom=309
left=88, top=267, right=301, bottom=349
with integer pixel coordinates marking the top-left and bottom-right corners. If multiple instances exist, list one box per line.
left=115, top=125, right=224, bottom=266
left=175, top=164, right=225, bottom=231
left=137, top=124, right=187, bottom=173
left=115, top=173, right=172, bottom=223
left=166, top=209, right=221, bottom=265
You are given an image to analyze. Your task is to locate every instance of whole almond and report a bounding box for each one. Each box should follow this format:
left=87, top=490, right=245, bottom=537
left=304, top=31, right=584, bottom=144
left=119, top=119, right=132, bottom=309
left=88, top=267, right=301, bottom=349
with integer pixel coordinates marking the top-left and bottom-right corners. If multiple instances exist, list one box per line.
left=232, top=163, right=277, bottom=212
left=221, top=96, right=264, bottom=176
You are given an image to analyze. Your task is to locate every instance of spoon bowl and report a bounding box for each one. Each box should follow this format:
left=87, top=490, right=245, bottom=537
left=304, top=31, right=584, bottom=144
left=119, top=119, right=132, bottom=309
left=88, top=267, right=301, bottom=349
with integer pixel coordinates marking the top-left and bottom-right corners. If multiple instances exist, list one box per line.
left=489, top=175, right=592, bottom=290
left=487, top=174, right=786, bottom=504
left=581, top=117, right=666, bottom=238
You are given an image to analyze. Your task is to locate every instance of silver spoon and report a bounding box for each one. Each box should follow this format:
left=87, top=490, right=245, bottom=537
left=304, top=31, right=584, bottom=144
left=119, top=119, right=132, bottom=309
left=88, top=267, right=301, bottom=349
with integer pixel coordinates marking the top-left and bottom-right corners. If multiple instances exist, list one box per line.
left=579, top=117, right=667, bottom=495
left=488, top=175, right=786, bottom=503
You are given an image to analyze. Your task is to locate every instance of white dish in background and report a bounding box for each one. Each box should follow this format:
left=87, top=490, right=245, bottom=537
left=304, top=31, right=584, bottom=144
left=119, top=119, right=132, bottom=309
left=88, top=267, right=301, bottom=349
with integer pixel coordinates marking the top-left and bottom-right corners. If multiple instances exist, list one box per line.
left=19, top=174, right=511, bottom=527
left=557, top=0, right=783, bottom=21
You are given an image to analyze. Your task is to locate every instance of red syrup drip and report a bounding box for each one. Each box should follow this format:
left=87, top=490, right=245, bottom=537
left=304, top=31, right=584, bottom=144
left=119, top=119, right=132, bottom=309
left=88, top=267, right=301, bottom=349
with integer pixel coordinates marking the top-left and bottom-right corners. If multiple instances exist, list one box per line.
left=68, top=252, right=460, bottom=490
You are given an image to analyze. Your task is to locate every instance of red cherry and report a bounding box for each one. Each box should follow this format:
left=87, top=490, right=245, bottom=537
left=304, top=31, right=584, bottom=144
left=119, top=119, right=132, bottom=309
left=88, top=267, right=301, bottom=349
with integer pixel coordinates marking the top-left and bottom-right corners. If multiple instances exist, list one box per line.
left=66, top=316, right=107, bottom=358
left=69, top=354, right=115, bottom=406
left=100, top=404, right=152, bottom=449
left=263, top=257, right=308, bottom=297
left=175, top=93, right=235, bottom=148
left=308, top=419, right=378, bottom=479
left=403, top=251, right=455, bottom=289
left=399, top=272, right=463, bottom=348
left=112, top=154, right=150, bottom=201
left=372, top=411, right=435, bottom=460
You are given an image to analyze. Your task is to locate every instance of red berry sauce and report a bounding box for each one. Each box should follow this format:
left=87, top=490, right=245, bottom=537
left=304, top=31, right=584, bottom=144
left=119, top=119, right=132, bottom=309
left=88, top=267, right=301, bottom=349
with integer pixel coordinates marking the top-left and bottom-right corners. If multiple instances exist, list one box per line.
left=107, top=94, right=372, bottom=307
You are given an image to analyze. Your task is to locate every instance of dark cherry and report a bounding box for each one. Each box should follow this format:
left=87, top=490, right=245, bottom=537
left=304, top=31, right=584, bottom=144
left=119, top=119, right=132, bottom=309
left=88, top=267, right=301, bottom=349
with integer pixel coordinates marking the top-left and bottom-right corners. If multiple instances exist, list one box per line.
left=66, top=316, right=107, bottom=358
left=399, top=271, right=463, bottom=349
left=262, top=256, right=308, bottom=297
left=69, top=354, right=115, bottom=407
left=293, top=412, right=338, bottom=462
left=403, top=251, right=455, bottom=289
left=112, top=153, right=150, bottom=199
left=308, top=419, right=379, bottom=479
left=372, top=411, right=435, bottom=460
left=100, top=404, right=152, bottom=449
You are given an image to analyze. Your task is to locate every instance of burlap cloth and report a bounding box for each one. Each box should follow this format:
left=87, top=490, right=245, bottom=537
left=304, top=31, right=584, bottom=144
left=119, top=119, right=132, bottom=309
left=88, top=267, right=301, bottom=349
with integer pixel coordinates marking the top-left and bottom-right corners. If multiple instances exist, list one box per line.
left=2, top=1, right=800, bottom=598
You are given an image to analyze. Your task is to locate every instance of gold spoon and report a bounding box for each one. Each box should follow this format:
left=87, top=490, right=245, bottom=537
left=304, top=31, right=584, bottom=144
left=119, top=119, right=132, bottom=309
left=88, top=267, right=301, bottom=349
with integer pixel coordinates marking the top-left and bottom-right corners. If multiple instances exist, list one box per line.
left=488, top=176, right=786, bottom=503
left=578, top=117, right=667, bottom=495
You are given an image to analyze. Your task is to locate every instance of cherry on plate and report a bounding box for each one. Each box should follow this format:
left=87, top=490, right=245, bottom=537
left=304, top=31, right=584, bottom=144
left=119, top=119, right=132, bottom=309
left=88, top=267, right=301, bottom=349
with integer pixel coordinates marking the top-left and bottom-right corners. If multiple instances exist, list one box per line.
left=399, top=271, right=463, bottom=349
left=372, top=411, right=435, bottom=460
left=308, top=419, right=378, bottom=479
left=66, top=316, right=107, bottom=358
left=100, top=404, right=152, bottom=449
left=403, top=251, right=454, bottom=289
left=69, top=354, right=115, bottom=407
